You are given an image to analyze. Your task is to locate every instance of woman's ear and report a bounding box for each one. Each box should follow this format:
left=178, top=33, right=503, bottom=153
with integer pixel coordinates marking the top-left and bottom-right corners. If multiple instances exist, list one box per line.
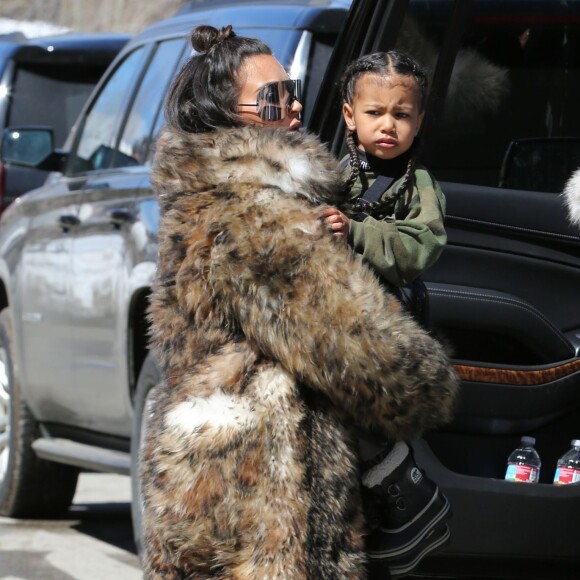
left=342, top=103, right=357, bottom=132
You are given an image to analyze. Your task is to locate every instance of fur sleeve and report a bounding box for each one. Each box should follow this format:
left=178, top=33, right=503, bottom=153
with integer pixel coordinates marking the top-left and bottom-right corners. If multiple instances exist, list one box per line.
left=208, top=191, right=458, bottom=441
left=563, top=168, right=580, bottom=228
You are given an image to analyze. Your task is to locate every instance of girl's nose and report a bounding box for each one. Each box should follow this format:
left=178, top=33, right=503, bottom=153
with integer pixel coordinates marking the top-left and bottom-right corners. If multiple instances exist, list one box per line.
left=382, top=114, right=395, bottom=131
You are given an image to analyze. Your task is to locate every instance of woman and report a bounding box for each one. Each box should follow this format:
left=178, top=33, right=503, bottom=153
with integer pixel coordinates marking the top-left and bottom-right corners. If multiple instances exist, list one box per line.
left=142, top=24, right=458, bottom=579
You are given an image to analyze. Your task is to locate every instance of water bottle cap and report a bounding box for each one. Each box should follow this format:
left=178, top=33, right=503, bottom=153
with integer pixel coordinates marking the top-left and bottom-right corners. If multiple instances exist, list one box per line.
left=572, top=439, right=580, bottom=447
left=521, top=436, right=536, bottom=446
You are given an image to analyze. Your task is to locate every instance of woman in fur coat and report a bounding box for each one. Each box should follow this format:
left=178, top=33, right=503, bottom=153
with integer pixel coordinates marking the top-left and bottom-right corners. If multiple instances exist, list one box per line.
left=142, top=24, right=458, bottom=579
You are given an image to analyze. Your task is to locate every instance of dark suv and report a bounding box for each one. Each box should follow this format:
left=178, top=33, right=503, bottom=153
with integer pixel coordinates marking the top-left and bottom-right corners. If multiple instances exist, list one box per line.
left=1, top=1, right=579, bottom=577
left=0, top=32, right=129, bottom=212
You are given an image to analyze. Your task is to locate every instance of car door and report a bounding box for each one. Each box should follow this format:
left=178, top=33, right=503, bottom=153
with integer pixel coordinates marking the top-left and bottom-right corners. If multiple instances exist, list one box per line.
left=310, top=0, right=580, bottom=574
left=65, top=38, right=186, bottom=437
left=16, top=181, right=78, bottom=421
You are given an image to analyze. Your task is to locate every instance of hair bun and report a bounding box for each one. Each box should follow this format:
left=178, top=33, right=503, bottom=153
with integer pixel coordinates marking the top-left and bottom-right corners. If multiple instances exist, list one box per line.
left=190, top=25, right=236, bottom=54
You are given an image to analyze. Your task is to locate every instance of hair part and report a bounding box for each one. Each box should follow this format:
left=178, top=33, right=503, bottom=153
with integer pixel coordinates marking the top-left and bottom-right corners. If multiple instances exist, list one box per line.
left=341, top=50, right=428, bottom=111
left=341, top=50, right=428, bottom=200
left=165, top=25, right=272, bottom=133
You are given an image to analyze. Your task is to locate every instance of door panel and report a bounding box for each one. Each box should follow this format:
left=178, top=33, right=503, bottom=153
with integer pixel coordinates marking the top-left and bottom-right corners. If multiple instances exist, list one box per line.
left=18, top=185, right=79, bottom=421
left=423, top=182, right=580, bottom=366
left=68, top=171, right=145, bottom=436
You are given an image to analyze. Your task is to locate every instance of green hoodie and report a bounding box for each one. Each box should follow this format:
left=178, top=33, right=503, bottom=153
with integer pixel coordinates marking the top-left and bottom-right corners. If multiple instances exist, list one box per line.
left=342, top=153, right=447, bottom=289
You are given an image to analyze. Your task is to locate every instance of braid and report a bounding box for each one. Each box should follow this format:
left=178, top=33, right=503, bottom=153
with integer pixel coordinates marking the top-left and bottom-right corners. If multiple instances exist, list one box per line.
left=398, top=155, right=417, bottom=203
left=343, top=130, right=361, bottom=194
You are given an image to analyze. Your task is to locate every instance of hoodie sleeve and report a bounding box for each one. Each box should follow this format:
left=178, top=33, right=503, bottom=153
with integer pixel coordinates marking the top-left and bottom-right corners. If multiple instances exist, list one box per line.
left=207, top=190, right=458, bottom=441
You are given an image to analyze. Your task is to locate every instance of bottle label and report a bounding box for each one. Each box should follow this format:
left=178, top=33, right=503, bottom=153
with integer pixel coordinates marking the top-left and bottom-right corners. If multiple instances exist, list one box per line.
left=505, top=463, right=539, bottom=483
left=553, top=467, right=580, bottom=485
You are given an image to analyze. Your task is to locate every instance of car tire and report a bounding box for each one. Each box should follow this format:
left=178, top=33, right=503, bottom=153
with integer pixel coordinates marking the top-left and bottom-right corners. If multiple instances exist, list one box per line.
left=130, top=351, right=162, bottom=558
left=0, top=308, right=79, bottom=518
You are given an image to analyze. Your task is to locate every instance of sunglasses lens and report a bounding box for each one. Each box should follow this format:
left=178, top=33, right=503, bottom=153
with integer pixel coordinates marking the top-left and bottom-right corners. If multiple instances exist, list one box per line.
left=256, top=80, right=300, bottom=121
left=261, top=104, right=283, bottom=122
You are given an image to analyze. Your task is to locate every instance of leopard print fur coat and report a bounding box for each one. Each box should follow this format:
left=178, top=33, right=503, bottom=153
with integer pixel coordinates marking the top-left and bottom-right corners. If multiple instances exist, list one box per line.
left=141, top=125, right=458, bottom=579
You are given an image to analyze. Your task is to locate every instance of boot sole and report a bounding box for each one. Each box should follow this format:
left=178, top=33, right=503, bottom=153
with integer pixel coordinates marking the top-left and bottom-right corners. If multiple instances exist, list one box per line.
left=388, top=524, right=451, bottom=577
left=367, top=490, right=451, bottom=559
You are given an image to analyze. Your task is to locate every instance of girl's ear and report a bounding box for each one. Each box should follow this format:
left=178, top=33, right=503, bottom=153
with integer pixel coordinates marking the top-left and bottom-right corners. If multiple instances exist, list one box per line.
left=343, top=103, right=357, bottom=132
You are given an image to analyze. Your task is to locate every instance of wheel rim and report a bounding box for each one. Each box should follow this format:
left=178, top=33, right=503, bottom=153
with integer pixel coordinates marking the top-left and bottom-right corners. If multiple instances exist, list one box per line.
left=0, top=346, right=11, bottom=480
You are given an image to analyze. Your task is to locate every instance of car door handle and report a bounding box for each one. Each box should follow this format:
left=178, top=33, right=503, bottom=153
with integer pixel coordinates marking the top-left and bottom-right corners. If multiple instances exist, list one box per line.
left=58, top=214, right=81, bottom=229
left=108, top=208, right=134, bottom=226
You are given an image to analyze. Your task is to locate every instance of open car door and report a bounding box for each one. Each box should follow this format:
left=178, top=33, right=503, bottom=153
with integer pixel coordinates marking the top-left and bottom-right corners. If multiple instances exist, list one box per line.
left=309, top=0, right=580, bottom=576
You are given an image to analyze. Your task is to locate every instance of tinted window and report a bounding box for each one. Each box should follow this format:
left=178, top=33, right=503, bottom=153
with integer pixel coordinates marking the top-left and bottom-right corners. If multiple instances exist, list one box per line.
left=8, top=64, right=106, bottom=147
left=115, top=39, right=185, bottom=168
left=69, top=47, right=147, bottom=174
left=418, top=0, right=580, bottom=193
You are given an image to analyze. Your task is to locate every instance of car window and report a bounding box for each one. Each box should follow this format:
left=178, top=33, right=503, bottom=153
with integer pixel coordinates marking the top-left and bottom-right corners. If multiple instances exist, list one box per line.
left=115, top=38, right=186, bottom=168
left=418, top=0, right=580, bottom=193
left=7, top=63, right=106, bottom=148
left=68, top=46, right=148, bottom=175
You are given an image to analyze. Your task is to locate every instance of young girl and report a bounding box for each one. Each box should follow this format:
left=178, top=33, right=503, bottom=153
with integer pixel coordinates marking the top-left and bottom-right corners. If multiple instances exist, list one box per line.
left=322, top=50, right=452, bottom=577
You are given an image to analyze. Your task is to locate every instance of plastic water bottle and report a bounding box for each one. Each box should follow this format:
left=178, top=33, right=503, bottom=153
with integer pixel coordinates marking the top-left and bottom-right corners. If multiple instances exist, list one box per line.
left=505, top=436, right=541, bottom=483
left=553, top=439, right=580, bottom=485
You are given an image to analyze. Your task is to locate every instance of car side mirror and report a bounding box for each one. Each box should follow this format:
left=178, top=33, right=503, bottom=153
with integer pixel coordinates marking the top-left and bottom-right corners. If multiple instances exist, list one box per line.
left=499, top=137, right=580, bottom=193
left=0, top=127, right=66, bottom=172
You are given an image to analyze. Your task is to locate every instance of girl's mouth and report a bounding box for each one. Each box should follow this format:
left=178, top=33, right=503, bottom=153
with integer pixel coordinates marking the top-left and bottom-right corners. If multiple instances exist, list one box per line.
left=377, top=139, right=397, bottom=148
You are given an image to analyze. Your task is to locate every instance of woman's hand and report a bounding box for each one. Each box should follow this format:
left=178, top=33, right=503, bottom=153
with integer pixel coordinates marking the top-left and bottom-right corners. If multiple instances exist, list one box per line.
left=320, top=207, right=350, bottom=241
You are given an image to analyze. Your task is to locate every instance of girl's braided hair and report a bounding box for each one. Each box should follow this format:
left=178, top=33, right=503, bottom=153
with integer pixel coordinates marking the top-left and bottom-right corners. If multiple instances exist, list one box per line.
left=340, top=50, right=428, bottom=204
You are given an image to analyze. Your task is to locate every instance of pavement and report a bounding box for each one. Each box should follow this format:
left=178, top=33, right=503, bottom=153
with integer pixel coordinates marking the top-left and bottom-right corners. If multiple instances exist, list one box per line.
left=0, top=473, right=142, bottom=579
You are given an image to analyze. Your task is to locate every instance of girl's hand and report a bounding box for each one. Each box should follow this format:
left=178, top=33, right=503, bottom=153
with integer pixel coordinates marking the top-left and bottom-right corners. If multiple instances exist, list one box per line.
left=320, top=207, right=350, bottom=241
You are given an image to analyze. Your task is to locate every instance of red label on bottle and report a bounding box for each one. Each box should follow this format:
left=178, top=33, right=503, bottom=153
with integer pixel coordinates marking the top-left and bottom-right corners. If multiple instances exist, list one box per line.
left=505, top=463, right=539, bottom=483
left=554, top=467, right=580, bottom=485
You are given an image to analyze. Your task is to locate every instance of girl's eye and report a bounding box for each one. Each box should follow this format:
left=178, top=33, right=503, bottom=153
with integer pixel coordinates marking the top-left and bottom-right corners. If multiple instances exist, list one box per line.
left=396, top=112, right=410, bottom=119
left=366, top=110, right=381, bottom=116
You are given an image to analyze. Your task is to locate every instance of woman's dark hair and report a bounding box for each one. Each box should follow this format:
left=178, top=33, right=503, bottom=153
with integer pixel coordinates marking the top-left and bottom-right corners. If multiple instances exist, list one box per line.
left=341, top=50, right=429, bottom=197
left=165, top=25, right=272, bottom=133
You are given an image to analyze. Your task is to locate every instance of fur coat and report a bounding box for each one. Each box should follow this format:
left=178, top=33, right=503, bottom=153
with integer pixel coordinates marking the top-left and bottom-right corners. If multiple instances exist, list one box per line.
left=142, top=125, right=458, bottom=579
left=563, top=168, right=580, bottom=228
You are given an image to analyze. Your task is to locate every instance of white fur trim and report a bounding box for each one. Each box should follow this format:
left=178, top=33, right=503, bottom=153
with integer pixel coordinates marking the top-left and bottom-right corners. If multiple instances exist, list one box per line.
left=563, top=168, right=580, bottom=227
left=362, top=441, right=409, bottom=488
left=165, top=391, right=256, bottom=435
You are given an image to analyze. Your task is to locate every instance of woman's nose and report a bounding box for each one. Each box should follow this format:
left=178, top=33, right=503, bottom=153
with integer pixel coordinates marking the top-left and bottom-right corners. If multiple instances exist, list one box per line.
left=291, top=98, right=303, bottom=114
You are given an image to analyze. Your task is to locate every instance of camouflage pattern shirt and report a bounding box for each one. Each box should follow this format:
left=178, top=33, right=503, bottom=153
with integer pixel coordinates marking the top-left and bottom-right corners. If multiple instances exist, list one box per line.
left=342, top=151, right=447, bottom=288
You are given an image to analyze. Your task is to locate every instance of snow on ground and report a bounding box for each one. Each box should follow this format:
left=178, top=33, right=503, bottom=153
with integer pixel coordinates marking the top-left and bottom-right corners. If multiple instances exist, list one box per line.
left=0, top=17, right=69, bottom=39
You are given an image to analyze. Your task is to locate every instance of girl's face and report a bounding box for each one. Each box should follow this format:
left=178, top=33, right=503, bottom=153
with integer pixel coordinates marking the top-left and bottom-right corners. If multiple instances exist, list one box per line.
left=238, top=54, right=302, bottom=130
left=342, top=72, right=424, bottom=160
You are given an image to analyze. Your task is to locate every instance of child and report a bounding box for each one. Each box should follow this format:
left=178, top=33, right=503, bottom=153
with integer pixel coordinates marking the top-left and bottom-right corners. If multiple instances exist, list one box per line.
left=322, top=50, right=452, bottom=577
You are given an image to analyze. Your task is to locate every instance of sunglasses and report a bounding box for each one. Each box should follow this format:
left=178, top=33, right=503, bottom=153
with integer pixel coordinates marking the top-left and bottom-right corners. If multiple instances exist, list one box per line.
left=239, top=79, right=301, bottom=122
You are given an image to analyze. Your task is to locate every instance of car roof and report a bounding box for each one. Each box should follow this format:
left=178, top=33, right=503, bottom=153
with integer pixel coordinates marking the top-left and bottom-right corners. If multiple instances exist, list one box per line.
left=0, top=33, right=130, bottom=68
left=130, top=0, right=351, bottom=45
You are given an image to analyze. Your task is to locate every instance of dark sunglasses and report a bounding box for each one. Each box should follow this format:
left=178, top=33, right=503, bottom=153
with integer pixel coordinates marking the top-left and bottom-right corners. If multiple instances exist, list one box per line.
left=239, top=79, right=301, bottom=122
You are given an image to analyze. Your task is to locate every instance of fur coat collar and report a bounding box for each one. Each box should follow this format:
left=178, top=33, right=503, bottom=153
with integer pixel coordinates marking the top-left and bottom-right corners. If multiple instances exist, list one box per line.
left=153, top=124, right=344, bottom=210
